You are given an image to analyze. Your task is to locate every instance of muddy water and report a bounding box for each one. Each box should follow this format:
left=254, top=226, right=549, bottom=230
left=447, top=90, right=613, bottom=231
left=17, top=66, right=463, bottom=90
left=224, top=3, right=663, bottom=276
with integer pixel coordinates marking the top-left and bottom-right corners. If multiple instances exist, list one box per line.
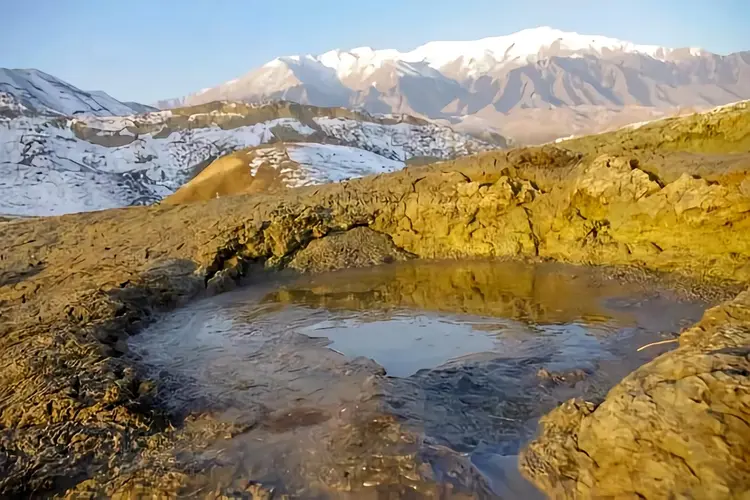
left=129, top=260, right=709, bottom=498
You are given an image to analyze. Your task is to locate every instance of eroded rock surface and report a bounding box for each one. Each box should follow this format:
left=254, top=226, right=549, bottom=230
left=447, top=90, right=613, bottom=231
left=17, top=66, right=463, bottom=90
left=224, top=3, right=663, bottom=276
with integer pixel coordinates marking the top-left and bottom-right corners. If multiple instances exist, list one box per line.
left=0, top=135, right=749, bottom=496
left=521, top=290, right=750, bottom=498
left=287, top=226, right=413, bottom=273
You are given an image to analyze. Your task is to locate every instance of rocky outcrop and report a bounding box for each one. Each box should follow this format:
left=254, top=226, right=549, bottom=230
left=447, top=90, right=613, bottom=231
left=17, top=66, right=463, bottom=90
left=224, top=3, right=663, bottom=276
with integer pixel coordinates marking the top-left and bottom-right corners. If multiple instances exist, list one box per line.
left=562, top=101, right=750, bottom=157
left=1, top=135, right=749, bottom=496
left=521, top=289, right=750, bottom=498
left=287, top=226, right=412, bottom=273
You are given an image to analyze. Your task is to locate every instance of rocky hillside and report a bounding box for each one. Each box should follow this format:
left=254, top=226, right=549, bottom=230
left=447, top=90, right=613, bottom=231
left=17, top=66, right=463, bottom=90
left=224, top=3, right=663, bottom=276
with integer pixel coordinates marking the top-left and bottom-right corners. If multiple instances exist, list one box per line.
left=559, top=100, right=750, bottom=157
left=0, top=98, right=505, bottom=216
left=160, top=27, right=750, bottom=144
left=0, top=68, right=155, bottom=116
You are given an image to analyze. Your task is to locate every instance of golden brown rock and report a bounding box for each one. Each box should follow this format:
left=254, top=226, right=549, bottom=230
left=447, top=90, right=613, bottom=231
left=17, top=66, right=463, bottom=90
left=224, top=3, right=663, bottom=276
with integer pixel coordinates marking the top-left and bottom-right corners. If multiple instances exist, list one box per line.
left=521, top=290, right=750, bottom=498
left=1, top=104, right=750, bottom=496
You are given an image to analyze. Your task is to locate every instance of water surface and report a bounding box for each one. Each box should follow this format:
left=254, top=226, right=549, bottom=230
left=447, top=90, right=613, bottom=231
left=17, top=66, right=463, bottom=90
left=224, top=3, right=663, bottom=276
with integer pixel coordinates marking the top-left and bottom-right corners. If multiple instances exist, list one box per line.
left=129, top=260, right=709, bottom=498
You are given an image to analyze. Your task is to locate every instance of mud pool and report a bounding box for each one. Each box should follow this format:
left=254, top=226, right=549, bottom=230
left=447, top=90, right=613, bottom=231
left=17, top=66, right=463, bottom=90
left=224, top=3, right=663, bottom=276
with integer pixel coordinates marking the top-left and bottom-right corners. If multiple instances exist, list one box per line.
left=128, top=260, right=710, bottom=498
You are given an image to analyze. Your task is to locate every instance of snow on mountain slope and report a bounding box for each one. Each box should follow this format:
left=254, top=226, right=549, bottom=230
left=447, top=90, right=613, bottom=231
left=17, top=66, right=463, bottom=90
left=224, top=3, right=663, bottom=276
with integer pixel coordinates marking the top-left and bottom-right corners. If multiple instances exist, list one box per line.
left=177, top=26, right=720, bottom=106
left=309, top=116, right=486, bottom=160
left=0, top=115, right=274, bottom=215
left=0, top=92, right=28, bottom=115
left=0, top=102, right=500, bottom=216
left=313, top=26, right=689, bottom=78
left=0, top=69, right=149, bottom=116
left=260, top=26, right=692, bottom=85
left=284, top=143, right=404, bottom=186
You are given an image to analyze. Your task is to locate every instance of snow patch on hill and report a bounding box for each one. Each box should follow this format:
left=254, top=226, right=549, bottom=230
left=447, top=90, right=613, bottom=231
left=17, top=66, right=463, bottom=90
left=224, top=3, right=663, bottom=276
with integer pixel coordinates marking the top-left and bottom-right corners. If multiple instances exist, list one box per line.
left=0, top=92, right=28, bottom=114
left=0, top=117, right=326, bottom=215
left=312, top=117, right=482, bottom=160
left=286, top=143, right=404, bottom=186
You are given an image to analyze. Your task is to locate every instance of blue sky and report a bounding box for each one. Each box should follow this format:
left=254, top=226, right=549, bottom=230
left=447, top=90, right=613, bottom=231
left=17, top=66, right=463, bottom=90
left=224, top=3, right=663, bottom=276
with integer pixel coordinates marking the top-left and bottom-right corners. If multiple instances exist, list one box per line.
left=2, top=0, right=748, bottom=104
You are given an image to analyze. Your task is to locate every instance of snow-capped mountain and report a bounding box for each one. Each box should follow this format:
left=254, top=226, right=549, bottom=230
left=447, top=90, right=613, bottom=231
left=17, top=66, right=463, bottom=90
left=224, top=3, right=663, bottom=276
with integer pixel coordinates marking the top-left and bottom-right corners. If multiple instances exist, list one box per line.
left=162, top=27, right=750, bottom=144
left=0, top=68, right=155, bottom=117
left=286, top=26, right=701, bottom=80
left=0, top=98, right=504, bottom=216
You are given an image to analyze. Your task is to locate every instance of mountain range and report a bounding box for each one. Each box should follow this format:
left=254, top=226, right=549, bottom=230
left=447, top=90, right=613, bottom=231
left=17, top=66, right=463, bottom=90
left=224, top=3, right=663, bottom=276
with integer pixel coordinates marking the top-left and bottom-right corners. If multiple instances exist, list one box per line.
left=157, top=26, right=750, bottom=143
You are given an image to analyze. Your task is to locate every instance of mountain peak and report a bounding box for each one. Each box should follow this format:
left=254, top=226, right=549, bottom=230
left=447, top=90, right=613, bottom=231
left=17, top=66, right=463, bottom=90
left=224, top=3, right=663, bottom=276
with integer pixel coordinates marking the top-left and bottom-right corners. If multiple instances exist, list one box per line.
left=0, top=67, right=151, bottom=116
left=403, top=26, right=678, bottom=68
left=351, top=46, right=377, bottom=55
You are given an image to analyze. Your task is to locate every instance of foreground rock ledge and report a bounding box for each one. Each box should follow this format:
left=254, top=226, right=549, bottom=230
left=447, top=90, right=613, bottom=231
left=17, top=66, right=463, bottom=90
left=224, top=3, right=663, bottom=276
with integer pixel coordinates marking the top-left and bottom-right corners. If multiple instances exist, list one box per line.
left=1, top=146, right=749, bottom=497
left=520, top=288, right=750, bottom=498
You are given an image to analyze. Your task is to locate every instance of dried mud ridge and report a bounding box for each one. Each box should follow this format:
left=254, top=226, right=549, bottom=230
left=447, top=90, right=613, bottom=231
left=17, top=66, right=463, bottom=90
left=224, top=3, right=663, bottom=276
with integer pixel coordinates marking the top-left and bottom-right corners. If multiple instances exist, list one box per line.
left=1, top=144, right=749, bottom=498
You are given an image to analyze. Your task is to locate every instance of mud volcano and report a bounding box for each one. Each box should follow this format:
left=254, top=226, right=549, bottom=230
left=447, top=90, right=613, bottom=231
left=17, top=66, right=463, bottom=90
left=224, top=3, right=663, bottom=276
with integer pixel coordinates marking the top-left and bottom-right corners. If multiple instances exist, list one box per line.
left=123, top=260, right=711, bottom=497
left=1, top=102, right=749, bottom=498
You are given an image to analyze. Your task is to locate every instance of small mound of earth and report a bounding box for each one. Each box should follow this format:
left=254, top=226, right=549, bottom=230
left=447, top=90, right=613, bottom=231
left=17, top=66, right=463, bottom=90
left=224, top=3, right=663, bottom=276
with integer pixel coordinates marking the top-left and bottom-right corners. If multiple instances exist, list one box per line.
left=288, top=227, right=413, bottom=273
left=165, top=142, right=406, bottom=204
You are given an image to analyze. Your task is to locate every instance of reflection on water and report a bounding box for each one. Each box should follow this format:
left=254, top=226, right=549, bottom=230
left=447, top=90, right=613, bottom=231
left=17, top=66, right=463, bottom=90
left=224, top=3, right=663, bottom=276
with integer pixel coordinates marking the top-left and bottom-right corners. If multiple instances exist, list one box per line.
left=300, top=315, right=502, bottom=377
left=129, top=260, right=709, bottom=498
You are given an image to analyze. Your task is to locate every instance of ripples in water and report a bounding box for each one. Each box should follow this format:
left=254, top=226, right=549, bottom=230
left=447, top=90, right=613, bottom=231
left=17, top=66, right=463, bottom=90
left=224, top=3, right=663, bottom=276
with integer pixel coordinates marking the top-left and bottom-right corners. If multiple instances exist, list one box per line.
left=128, top=260, right=709, bottom=498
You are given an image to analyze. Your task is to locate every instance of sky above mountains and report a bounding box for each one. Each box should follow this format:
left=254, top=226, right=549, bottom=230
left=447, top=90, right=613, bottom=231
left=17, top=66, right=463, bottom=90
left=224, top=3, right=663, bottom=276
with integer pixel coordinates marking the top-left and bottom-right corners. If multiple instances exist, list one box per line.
left=2, top=0, right=749, bottom=104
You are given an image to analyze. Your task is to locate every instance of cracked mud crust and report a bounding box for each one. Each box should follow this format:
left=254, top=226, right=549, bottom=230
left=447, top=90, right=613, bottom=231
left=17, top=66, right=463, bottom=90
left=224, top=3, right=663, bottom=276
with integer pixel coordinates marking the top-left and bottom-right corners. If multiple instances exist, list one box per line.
left=1, top=108, right=750, bottom=499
